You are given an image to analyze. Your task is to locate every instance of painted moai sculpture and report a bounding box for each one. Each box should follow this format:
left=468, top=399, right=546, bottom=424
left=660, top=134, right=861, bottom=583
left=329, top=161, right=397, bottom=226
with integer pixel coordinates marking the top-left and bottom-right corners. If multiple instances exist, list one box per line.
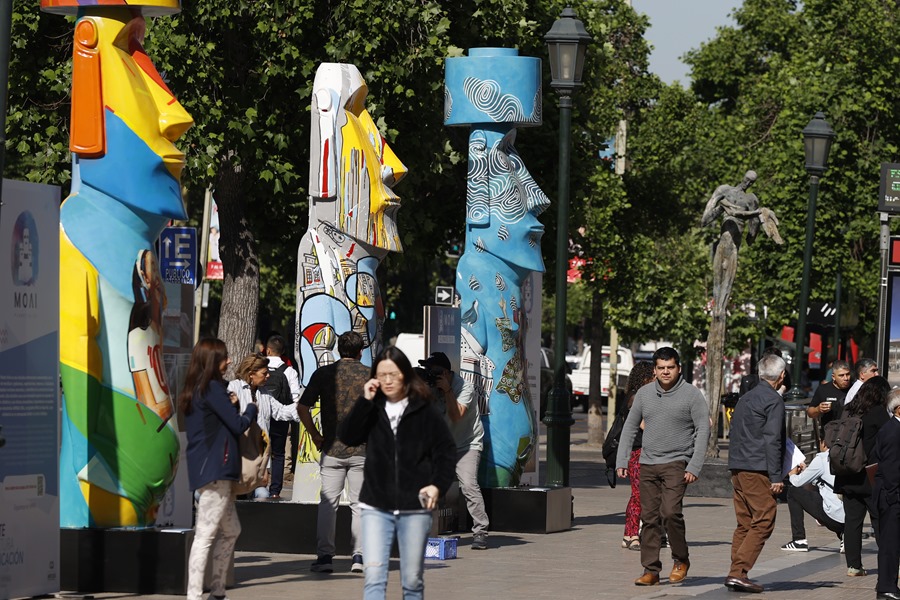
left=445, top=48, right=549, bottom=487
left=41, top=0, right=192, bottom=526
left=295, top=63, right=407, bottom=386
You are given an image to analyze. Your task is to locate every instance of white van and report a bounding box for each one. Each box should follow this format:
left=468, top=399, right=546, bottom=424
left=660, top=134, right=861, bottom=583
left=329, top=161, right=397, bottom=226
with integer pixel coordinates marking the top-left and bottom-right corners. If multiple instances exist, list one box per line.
left=391, top=333, right=425, bottom=366
left=570, top=345, right=634, bottom=411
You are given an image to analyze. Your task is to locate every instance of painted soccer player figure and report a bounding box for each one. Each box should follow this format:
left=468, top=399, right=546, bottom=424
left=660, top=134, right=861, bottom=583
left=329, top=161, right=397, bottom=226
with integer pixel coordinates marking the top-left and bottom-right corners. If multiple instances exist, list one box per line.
left=445, top=48, right=549, bottom=487
left=42, top=0, right=192, bottom=527
left=295, top=63, right=407, bottom=386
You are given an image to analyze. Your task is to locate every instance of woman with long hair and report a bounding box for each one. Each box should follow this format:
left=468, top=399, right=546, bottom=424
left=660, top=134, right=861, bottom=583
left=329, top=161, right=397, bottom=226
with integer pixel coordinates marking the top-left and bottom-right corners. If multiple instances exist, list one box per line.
left=835, top=375, right=891, bottom=577
left=180, top=338, right=258, bottom=600
left=227, top=353, right=299, bottom=499
left=621, top=361, right=656, bottom=551
left=339, top=346, right=457, bottom=600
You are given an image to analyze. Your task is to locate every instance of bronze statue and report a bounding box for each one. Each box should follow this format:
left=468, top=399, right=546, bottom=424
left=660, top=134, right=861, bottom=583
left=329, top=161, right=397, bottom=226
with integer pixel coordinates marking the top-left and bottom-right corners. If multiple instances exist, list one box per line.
left=701, top=170, right=783, bottom=457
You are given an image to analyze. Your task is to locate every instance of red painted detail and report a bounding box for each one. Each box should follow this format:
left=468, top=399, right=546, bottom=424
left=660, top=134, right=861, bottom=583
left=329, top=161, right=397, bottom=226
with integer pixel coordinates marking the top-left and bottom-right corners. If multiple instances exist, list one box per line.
left=322, top=139, right=329, bottom=196
left=346, top=243, right=356, bottom=257
left=303, top=323, right=327, bottom=344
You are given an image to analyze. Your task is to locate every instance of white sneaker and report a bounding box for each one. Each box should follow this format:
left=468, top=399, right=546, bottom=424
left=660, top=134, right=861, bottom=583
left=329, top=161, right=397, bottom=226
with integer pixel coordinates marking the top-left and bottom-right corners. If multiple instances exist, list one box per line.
left=840, top=535, right=845, bottom=554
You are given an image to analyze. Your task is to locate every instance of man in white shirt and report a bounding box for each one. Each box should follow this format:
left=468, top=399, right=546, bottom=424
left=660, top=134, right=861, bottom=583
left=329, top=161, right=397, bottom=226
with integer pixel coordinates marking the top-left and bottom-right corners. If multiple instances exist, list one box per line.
left=843, top=358, right=879, bottom=406
left=781, top=442, right=845, bottom=552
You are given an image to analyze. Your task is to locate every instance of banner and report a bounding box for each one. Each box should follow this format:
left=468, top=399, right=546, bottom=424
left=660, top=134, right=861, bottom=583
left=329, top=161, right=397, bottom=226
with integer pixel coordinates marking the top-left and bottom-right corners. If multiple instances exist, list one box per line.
left=0, top=179, right=61, bottom=598
left=205, top=196, right=223, bottom=280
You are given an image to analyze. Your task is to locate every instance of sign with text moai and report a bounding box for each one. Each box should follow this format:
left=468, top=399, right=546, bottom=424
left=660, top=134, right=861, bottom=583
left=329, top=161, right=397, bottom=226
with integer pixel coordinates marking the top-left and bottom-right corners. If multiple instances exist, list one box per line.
left=879, top=163, right=900, bottom=213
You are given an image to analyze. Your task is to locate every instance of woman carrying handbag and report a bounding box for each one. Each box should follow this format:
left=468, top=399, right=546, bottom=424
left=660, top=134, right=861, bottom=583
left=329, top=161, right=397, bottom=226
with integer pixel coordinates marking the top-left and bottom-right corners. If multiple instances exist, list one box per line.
left=180, top=338, right=258, bottom=600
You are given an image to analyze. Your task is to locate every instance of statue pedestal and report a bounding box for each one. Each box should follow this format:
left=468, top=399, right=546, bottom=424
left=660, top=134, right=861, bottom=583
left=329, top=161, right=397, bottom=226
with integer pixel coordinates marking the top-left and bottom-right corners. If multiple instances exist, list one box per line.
left=234, top=501, right=352, bottom=554
left=483, top=486, right=572, bottom=533
left=684, top=458, right=733, bottom=498
left=61, top=527, right=233, bottom=594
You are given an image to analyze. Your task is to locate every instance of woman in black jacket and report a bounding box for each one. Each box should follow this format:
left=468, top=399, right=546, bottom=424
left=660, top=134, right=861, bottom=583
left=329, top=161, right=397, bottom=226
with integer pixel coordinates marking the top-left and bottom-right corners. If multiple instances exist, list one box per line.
left=339, top=346, right=456, bottom=600
left=180, top=338, right=258, bottom=600
left=834, top=376, right=891, bottom=577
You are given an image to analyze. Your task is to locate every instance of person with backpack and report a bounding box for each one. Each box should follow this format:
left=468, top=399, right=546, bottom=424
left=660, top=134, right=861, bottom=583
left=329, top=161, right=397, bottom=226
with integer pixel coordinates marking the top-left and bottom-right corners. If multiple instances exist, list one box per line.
left=613, top=361, right=655, bottom=551
left=263, top=335, right=301, bottom=499
left=831, top=376, right=891, bottom=577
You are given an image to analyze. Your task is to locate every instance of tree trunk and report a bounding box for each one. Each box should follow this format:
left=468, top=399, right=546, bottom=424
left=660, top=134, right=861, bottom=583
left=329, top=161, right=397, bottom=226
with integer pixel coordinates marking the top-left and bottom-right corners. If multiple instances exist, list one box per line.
left=587, top=289, right=605, bottom=446
left=214, top=159, right=259, bottom=378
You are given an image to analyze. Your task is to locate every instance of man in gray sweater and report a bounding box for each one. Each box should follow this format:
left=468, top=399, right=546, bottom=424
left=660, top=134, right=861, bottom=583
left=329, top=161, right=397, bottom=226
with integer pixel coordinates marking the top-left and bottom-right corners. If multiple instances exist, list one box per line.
left=724, top=352, right=786, bottom=593
left=616, top=347, right=709, bottom=587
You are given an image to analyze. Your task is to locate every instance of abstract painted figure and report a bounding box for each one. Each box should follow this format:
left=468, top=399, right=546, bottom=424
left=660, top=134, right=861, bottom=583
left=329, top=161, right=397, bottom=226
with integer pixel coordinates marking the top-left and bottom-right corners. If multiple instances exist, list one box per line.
left=701, top=170, right=783, bottom=456
left=41, top=0, right=192, bottom=526
left=295, top=63, right=407, bottom=386
left=445, top=48, right=549, bottom=487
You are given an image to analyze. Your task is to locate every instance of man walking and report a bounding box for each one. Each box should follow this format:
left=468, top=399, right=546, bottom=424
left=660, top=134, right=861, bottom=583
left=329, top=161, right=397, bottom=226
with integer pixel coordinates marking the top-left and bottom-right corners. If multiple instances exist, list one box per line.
left=264, top=334, right=301, bottom=499
left=298, top=331, right=369, bottom=574
left=616, top=347, right=709, bottom=586
left=725, top=352, right=786, bottom=593
left=420, top=351, right=490, bottom=550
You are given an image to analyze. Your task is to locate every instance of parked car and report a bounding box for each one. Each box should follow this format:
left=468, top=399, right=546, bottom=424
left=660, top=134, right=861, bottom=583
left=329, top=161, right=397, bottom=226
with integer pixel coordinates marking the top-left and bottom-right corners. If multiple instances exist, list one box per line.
left=570, top=345, right=634, bottom=412
left=539, top=347, right=573, bottom=419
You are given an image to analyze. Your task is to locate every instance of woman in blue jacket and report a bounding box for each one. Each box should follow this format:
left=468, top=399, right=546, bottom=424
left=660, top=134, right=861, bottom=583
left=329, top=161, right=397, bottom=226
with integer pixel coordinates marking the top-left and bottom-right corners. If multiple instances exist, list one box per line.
left=340, top=346, right=456, bottom=600
left=179, top=338, right=258, bottom=600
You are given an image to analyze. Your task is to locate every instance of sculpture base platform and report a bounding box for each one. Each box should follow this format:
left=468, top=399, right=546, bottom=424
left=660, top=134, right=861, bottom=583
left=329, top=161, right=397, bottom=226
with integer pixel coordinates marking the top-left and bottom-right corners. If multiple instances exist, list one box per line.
left=61, top=527, right=233, bottom=594
left=234, top=501, right=352, bottom=555
left=483, top=486, right=572, bottom=533
left=685, top=458, right=733, bottom=498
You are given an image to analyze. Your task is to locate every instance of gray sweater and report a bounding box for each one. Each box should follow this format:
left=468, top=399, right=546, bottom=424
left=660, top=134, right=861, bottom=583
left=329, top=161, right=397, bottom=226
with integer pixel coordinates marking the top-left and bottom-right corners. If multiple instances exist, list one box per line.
left=615, top=377, right=710, bottom=477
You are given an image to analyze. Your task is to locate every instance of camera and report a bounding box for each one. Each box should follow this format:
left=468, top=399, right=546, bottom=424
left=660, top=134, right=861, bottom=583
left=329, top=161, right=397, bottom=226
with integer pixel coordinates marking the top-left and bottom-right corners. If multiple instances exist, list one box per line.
left=414, top=366, right=441, bottom=387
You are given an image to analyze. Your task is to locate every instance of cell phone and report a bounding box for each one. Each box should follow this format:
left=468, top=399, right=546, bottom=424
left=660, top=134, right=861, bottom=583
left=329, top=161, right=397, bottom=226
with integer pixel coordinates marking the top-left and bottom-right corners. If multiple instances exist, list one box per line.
left=418, top=492, right=429, bottom=508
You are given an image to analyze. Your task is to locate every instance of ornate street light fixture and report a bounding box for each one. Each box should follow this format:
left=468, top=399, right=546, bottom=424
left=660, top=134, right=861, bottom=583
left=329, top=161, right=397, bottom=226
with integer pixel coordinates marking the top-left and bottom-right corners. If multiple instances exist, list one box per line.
left=785, top=112, right=836, bottom=403
left=544, top=7, right=591, bottom=487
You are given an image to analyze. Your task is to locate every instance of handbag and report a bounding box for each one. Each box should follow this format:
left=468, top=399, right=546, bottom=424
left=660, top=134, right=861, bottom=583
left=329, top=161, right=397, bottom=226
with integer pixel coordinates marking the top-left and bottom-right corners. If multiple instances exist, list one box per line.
left=865, top=462, right=879, bottom=488
left=234, top=410, right=270, bottom=496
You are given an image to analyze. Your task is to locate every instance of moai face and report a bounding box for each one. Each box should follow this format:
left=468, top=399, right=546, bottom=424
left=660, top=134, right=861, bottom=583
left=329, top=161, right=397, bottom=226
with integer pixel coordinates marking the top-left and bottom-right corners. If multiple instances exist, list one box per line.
left=69, top=9, right=192, bottom=220
left=309, top=63, right=407, bottom=252
left=467, top=125, right=550, bottom=273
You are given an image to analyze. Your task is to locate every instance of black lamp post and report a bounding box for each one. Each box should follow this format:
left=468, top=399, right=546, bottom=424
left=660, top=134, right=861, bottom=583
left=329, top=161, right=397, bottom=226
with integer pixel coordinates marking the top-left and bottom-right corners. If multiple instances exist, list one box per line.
left=543, top=7, right=591, bottom=487
left=785, top=112, right=836, bottom=403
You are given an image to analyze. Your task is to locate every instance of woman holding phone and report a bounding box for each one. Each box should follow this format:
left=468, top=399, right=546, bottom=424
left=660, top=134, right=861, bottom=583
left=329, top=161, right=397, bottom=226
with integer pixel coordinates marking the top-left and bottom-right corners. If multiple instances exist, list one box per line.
left=339, top=346, right=456, bottom=600
left=180, top=338, right=258, bottom=600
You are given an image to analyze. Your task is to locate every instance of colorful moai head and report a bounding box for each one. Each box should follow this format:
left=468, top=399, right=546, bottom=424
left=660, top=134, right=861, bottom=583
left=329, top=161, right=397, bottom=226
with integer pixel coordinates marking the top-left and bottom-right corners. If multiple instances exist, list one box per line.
left=42, top=1, right=192, bottom=221
left=444, top=48, right=550, bottom=273
left=309, top=63, right=407, bottom=252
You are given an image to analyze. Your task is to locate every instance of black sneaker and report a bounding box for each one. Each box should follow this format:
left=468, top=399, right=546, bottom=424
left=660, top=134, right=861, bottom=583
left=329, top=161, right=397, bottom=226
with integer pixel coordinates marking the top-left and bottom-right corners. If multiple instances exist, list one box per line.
left=350, top=554, right=363, bottom=573
left=781, top=539, right=809, bottom=552
left=472, top=533, right=488, bottom=550
left=311, top=555, right=333, bottom=573
left=660, top=534, right=669, bottom=549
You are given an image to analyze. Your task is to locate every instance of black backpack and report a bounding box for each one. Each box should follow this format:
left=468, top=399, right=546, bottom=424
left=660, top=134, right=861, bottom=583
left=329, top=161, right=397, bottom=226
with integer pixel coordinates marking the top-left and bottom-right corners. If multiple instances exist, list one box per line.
left=602, top=410, right=628, bottom=488
left=823, top=412, right=866, bottom=476
left=262, top=363, right=292, bottom=405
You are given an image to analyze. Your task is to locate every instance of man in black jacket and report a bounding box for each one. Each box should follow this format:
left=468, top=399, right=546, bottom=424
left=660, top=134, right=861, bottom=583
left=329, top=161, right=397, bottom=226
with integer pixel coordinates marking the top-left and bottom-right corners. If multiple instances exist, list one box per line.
left=725, top=353, right=786, bottom=594
left=873, top=389, right=900, bottom=600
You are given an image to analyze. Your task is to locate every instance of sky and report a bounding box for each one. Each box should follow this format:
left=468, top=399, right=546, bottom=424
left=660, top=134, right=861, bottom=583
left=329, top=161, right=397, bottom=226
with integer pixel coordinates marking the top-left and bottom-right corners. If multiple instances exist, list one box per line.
left=631, top=0, right=744, bottom=85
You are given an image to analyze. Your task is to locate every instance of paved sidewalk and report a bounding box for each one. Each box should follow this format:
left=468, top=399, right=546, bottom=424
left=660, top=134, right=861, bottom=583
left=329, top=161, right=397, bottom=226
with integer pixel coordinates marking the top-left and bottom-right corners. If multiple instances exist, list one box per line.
left=89, top=412, right=883, bottom=600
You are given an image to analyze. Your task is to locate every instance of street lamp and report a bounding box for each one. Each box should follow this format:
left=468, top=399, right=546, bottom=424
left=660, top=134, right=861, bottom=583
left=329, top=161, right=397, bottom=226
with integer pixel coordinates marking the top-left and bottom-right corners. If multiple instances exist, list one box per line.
left=785, top=112, right=836, bottom=403
left=544, top=7, right=591, bottom=487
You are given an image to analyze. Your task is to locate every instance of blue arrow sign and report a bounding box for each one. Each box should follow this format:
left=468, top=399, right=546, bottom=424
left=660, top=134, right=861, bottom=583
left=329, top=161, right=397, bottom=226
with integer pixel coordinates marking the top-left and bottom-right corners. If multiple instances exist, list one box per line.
left=159, top=226, right=197, bottom=285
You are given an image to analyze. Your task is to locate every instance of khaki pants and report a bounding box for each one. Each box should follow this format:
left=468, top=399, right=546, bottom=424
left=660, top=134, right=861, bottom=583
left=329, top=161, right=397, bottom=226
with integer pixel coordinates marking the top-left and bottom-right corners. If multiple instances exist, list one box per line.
left=729, top=470, right=777, bottom=579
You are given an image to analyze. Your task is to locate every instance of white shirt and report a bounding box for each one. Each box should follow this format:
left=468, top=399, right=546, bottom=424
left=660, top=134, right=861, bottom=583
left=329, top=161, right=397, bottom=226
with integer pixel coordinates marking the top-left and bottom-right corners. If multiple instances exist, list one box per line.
left=227, top=379, right=298, bottom=439
left=844, top=379, right=863, bottom=405
left=384, top=398, right=408, bottom=435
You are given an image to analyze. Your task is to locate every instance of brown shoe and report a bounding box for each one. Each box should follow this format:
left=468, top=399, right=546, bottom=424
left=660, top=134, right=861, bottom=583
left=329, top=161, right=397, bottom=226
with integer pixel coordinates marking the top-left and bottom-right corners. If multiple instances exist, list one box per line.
left=634, top=572, right=660, bottom=586
left=724, top=576, right=764, bottom=593
left=669, top=561, right=689, bottom=583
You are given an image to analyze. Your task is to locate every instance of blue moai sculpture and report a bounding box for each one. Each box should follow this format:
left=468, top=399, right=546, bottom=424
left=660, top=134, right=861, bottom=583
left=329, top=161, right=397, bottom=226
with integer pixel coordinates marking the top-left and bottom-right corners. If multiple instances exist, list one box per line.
left=445, top=48, right=550, bottom=487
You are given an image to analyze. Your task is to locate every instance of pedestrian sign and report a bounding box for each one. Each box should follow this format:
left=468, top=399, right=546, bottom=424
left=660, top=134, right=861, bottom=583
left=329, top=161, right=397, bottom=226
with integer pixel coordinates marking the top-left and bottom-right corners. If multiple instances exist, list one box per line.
left=435, top=286, right=454, bottom=306
left=159, top=227, right=197, bottom=285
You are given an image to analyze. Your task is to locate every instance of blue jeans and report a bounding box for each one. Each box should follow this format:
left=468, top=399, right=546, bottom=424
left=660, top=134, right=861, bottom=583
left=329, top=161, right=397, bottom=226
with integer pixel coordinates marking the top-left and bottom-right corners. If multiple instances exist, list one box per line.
left=361, top=507, right=432, bottom=600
